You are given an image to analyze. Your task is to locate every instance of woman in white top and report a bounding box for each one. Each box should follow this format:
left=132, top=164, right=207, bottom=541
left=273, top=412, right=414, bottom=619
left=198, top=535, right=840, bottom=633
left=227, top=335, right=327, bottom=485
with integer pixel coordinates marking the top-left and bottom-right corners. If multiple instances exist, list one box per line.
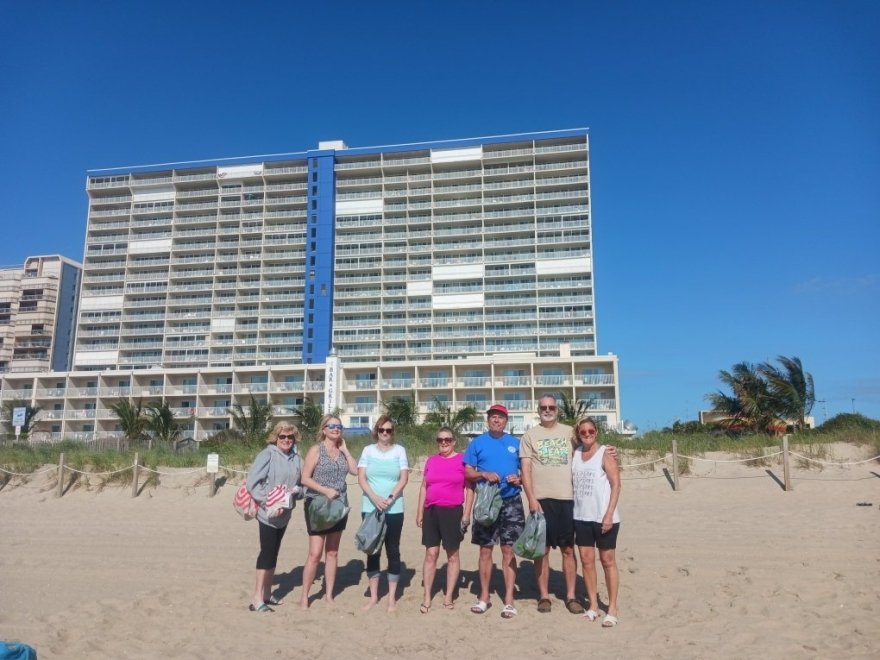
left=571, top=417, right=621, bottom=627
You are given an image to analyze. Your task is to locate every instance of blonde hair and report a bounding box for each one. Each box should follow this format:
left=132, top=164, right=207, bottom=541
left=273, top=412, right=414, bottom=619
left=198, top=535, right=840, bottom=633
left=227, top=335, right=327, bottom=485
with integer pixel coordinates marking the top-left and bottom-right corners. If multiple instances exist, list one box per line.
left=268, top=421, right=300, bottom=445
left=316, top=414, right=342, bottom=445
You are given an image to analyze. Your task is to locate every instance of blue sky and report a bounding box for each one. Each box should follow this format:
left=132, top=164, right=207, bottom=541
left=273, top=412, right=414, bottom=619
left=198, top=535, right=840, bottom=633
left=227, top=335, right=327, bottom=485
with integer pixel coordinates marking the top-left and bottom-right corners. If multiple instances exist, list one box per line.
left=2, top=1, right=878, bottom=430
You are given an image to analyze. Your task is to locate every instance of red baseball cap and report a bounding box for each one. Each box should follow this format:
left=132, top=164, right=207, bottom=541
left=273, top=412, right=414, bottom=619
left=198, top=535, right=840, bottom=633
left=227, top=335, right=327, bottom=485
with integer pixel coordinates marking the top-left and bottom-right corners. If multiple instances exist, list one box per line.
left=486, top=404, right=509, bottom=417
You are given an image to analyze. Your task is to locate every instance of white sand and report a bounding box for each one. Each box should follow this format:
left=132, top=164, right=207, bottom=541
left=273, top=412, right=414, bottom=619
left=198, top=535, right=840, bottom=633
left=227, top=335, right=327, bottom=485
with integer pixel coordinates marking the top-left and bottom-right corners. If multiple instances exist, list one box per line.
left=1, top=443, right=878, bottom=659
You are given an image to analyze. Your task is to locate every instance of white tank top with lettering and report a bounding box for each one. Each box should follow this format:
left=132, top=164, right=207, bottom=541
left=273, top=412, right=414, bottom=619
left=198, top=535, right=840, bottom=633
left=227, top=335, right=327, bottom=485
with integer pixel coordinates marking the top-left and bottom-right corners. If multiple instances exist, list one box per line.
left=572, top=445, right=620, bottom=523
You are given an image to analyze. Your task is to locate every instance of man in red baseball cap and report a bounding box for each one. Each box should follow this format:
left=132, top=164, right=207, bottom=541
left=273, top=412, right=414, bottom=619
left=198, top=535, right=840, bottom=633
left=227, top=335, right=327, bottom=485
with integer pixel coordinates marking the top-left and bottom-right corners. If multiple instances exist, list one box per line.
left=462, top=403, right=525, bottom=619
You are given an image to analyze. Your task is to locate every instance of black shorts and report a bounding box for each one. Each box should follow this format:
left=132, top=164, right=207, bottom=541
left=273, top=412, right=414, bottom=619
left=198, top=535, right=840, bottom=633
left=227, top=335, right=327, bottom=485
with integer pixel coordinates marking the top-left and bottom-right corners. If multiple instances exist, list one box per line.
left=421, top=504, right=464, bottom=551
left=539, top=498, right=575, bottom=549
left=574, top=520, right=620, bottom=550
left=304, top=497, right=349, bottom=536
left=472, top=496, right=526, bottom=547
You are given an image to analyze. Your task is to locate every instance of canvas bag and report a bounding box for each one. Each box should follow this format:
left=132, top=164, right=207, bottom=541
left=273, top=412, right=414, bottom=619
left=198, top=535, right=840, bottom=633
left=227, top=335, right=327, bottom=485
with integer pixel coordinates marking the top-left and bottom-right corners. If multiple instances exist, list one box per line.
left=513, top=512, right=547, bottom=560
left=233, top=483, right=258, bottom=521
left=354, top=509, right=387, bottom=555
left=309, top=494, right=351, bottom=532
left=473, top=481, right=503, bottom=526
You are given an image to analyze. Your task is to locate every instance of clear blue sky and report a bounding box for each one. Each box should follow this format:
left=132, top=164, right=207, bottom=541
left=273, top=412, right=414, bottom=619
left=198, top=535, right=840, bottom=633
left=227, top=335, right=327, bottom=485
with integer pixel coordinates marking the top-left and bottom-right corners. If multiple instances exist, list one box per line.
left=2, top=1, right=878, bottom=430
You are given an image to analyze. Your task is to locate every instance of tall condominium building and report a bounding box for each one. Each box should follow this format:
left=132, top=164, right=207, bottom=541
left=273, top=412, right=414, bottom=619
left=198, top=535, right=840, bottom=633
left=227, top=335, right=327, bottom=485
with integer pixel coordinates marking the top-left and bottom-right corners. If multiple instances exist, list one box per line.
left=0, top=129, right=626, bottom=439
left=0, top=255, right=81, bottom=374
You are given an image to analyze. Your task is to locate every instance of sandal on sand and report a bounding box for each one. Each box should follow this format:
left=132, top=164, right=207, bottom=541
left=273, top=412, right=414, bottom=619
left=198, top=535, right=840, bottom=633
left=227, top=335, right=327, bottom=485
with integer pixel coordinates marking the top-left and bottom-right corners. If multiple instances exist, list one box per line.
left=267, top=595, right=283, bottom=606
left=537, top=598, right=552, bottom=613
left=470, top=600, right=489, bottom=614
left=500, top=604, right=518, bottom=619
left=602, top=614, right=619, bottom=627
left=248, top=603, right=274, bottom=613
left=583, top=609, right=599, bottom=621
left=443, top=602, right=455, bottom=610
left=419, top=603, right=430, bottom=614
left=565, top=598, right=585, bottom=614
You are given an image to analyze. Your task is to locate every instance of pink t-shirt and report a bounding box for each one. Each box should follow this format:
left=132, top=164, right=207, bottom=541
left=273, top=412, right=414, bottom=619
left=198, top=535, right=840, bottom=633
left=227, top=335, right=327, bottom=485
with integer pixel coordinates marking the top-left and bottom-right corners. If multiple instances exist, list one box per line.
left=424, top=453, right=466, bottom=507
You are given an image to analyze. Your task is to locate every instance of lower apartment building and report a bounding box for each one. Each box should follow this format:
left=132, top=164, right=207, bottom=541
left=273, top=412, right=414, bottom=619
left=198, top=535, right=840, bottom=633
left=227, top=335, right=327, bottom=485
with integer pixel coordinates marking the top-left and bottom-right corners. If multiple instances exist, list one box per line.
left=0, top=255, right=81, bottom=374
left=0, top=351, right=621, bottom=439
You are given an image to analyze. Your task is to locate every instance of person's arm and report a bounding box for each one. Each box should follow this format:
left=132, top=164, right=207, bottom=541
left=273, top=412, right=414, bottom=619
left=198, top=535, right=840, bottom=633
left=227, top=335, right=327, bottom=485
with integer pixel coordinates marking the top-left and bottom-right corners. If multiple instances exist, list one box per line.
left=462, top=482, right=475, bottom=525
left=300, top=445, right=338, bottom=499
left=415, top=475, right=427, bottom=528
left=520, top=457, right=541, bottom=513
left=601, top=447, right=621, bottom=534
left=389, top=447, right=410, bottom=502
left=358, top=465, right=389, bottom=511
left=465, top=464, right=499, bottom=484
left=245, top=450, right=271, bottom=502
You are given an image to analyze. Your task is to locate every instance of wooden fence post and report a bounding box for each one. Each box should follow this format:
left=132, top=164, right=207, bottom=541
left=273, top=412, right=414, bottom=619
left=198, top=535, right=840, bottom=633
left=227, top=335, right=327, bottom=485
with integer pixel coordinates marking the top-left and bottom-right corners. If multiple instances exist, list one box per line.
left=782, top=434, right=792, bottom=492
left=671, top=438, right=680, bottom=492
left=57, top=452, right=65, bottom=497
left=131, top=452, right=139, bottom=498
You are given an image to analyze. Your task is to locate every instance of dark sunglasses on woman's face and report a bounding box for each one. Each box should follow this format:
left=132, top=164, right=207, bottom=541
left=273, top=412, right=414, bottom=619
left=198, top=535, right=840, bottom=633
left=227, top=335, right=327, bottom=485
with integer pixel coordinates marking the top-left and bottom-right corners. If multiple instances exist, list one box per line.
left=325, top=423, right=343, bottom=430
left=436, top=437, right=455, bottom=443
left=377, top=427, right=394, bottom=434
left=277, top=433, right=297, bottom=440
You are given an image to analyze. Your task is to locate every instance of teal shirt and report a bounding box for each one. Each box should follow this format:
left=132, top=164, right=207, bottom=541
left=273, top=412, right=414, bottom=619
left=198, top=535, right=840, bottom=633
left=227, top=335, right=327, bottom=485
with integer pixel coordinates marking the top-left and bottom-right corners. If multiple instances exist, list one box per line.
left=358, top=443, right=410, bottom=514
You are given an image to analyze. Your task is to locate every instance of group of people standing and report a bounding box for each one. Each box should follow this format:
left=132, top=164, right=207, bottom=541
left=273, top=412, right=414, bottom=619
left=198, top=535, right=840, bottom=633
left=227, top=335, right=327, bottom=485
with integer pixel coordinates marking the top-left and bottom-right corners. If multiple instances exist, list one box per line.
left=243, top=396, right=621, bottom=626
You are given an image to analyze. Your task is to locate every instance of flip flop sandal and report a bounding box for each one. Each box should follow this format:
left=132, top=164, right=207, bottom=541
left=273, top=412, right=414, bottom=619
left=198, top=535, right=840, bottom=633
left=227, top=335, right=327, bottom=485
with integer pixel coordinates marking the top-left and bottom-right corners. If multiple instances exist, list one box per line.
left=602, top=614, right=619, bottom=627
left=248, top=603, right=274, bottom=613
left=565, top=598, right=585, bottom=614
left=583, top=609, right=599, bottom=621
left=470, top=600, right=489, bottom=614
left=419, top=604, right=430, bottom=614
left=267, top=595, right=283, bottom=605
left=537, top=598, right=552, bottom=613
left=500, top=604, right=518, bottom=619
left=442, top=602, right=455, bottom=610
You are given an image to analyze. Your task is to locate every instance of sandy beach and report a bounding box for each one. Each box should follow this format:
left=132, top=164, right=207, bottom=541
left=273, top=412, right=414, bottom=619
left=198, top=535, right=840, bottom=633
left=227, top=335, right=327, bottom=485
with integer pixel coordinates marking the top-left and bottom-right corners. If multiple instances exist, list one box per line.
left=1, top=442, right=878, bottom=659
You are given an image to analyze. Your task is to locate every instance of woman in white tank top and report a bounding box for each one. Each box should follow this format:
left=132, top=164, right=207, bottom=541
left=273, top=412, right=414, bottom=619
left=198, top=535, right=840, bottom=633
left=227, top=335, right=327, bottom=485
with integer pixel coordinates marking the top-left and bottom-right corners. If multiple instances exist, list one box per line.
left=571, top=417, right=621, bottom=627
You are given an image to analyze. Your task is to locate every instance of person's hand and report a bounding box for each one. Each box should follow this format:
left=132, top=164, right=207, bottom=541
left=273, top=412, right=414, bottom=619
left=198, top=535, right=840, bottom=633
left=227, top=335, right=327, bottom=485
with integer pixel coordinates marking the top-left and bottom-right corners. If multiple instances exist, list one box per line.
left=506, top=474, right=522, bottom=487
left=416, top=515, right=423, bottom=528
left=460, top=519, right=470, bottom=535
left=373, top=496, right=390, bottom=511
left=482, top=471, right=501, bottom=484
left=606, top=445, right=619, bottom=459
left=326, top=488, right=339, bottom=500
left=527, top=497, right=542, bottom=514
left=601, top=515, right=613, bottom=534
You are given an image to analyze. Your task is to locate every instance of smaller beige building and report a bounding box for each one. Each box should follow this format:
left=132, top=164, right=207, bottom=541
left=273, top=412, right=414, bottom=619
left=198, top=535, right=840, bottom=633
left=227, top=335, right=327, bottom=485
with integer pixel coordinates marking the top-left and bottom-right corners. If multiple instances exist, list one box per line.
left=0, top=255, right=82, bottom=374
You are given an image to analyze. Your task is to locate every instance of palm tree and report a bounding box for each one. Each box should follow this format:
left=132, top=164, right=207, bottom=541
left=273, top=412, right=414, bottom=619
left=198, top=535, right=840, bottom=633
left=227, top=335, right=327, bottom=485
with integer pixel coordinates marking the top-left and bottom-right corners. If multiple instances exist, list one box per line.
left=759, top=355, right=815, bottom=430
left=424, top=398, right=479, bottom=434
left=290, top=398, right=327, bottom=440
left=383, top=394, right=418, bottom=428
left=229, top=395, right=275, bottom=445
left=145, top=400, right=182, bottom=447
left=2, top=400, right=41, bottom=439
left=707, top=356, right=814, bottom=434
left=557, top=392, right=592, bottom=426
left=110, top=399, right=148, bottom=441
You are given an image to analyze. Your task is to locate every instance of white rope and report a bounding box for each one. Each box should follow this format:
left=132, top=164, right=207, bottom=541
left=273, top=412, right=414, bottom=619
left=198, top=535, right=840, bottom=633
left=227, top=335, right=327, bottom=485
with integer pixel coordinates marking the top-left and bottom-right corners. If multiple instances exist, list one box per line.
left=65, top=466, right=133, bottom=476
left=679, top=450, right=784, bottom=463
left=621, top=455, right=670, bottom=468
left=0, top=465, right=56, bottom=477
left=139, top=466, right=205, bottom=476
left=788, top=452, right=880, bottom=467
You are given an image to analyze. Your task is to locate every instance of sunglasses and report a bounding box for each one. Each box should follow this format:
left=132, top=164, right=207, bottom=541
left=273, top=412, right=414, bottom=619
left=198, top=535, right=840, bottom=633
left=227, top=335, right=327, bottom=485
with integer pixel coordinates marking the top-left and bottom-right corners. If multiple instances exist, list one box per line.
left=324, top=423, right=343, bottom=430
left=436, top=436, right=455, bottom=443
left=539, top=405, right=557, bottom=411
left=580, top=429, right=597, bottom=436
left=277, top=433, right=297, bottom=440
left=377, top=427, right=394, bottom=434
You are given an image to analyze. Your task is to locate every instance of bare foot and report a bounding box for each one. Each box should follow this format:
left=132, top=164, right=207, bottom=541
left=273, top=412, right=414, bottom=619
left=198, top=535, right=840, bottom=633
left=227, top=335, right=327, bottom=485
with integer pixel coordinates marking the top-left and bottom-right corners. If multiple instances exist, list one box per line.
left=387, top=602, right=397, bottom=613
left=299, top=599, right=309, bottom=610
left=362, top=599, right=378, bottom=611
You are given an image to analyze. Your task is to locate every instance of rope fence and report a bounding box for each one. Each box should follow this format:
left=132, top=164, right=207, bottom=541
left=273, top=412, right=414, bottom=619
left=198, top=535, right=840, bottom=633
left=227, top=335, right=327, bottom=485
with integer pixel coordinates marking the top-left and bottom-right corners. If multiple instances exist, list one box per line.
left=1, top=436, right=878, bottom=497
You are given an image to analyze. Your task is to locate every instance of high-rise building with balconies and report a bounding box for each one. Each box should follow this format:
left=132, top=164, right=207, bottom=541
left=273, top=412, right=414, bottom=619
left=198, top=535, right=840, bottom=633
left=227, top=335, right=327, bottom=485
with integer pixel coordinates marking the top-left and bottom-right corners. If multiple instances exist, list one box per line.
left=0, top=130, right=625, bottom=439
left=0, top=255, right=81, bottom=374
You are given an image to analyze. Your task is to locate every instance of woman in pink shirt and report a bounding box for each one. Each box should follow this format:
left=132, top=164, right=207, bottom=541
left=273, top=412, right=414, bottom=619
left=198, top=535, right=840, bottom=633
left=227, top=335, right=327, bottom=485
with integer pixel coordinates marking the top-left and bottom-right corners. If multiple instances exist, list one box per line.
left=415, top=426, right=475, bottom=613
